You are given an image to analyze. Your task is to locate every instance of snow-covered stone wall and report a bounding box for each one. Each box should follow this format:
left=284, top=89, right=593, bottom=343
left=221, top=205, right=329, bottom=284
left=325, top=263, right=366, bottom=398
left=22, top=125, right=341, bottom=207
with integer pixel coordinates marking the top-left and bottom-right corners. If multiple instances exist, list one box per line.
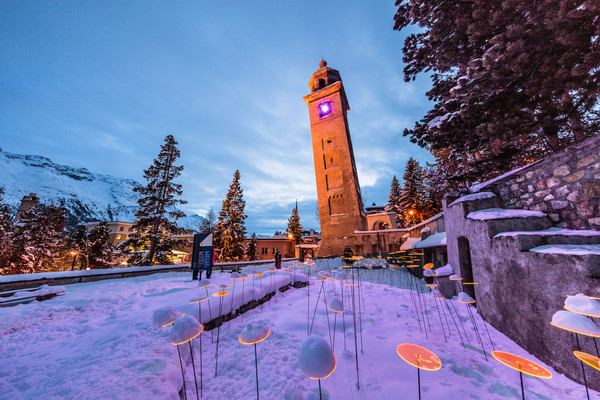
left=471, top=135, right=600, bottom=230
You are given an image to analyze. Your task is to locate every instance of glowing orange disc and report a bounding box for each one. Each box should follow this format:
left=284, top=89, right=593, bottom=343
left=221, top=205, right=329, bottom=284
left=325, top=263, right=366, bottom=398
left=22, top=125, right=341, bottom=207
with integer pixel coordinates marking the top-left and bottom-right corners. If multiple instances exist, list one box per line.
left=463, top=282, right=478, bottom=285
left=239, top=328, right=270, bottom=345
left=406, top=265, right=420, bottom=269
left=423, top=263, right=434, bottom=270
left=212, top=291, right=229, bottom=297
left=492, top=351, right=552, bottom=378
left=255, top=273, right=264, bottom=278
left=449, top=276, right=463, bottom=281
left=189, top=297, right=209, bottom=304
left=425, top=283, right=438, bottom=287
left=573, top=351, right=600, bottom=371
left=396, top=344, right=442, bottom=371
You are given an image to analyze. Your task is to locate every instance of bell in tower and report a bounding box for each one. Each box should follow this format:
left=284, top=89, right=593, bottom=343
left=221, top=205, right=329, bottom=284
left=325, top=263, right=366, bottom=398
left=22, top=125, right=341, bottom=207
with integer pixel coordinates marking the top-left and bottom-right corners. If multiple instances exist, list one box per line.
left=304, top=60, right=367, bottom=257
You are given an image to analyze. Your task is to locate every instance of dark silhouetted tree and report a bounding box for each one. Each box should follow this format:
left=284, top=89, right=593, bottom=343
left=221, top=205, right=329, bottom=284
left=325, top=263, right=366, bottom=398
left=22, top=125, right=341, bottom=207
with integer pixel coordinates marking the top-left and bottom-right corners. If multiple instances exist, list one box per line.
left=246, top=232, right=258, bottom=261
left=214, top=170, right=247, bottom=262
left=199, top=207, right=217, bottom=234
left=385, top=175, right=404, bottom=227
left=0, top=188, right=14, bottom=273
left=121, top=135, right=187, bottom=265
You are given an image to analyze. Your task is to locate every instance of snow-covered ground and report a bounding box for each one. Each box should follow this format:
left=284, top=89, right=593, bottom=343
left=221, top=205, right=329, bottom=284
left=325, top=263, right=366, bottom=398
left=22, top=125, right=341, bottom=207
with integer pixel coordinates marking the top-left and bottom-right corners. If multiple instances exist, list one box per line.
left=1, top=259, right=596, bottom=399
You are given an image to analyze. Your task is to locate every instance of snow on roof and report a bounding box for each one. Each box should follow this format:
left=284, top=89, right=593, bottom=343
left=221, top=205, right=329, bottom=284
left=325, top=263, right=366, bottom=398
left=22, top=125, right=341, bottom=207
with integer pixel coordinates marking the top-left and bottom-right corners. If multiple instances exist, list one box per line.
left=467, top=208, right=546, bottom=220
left=449, top=192, right=496, bottom=207
left=495, top=227, right=600, bottom=238
left=400, top=237, right=421, bottom=250
left=420, top=226, right=431, bottom=234
left=469, top=162, right=539, bottom=193
left=413, top=232, right=447, bottom=249
left=530, top=244, right=600, bottom=256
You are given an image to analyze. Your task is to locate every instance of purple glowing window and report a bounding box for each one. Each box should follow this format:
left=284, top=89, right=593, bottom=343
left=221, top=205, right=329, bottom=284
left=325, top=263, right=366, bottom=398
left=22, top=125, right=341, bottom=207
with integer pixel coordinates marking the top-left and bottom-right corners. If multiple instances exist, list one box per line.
left=318, top=101, right=333, bottom=118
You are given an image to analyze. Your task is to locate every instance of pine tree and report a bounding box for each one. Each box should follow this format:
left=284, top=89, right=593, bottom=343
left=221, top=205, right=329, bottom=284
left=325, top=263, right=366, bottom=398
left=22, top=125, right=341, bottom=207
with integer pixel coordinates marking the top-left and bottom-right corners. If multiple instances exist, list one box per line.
left=246, top=232, right=258, bottom=261
left=199, top=207, right=216, bottom=234
left=214, top=169, right=247, bottom=262
left=88, top=221, right=114, bottom=268
left=286, top=201, right=304, bottom=245
left=120, top=135, right=187, bottom=265
left=0, top=187, right=14, bottom=273
left=394, top=0, right=600, bottom=183
left=385, top=175, right=404, bottom=227
left=70, top=224, right=91, bottom=270
left=11, top=204, right=67, bottom=274
left=399, top=158, right=425, bottom=227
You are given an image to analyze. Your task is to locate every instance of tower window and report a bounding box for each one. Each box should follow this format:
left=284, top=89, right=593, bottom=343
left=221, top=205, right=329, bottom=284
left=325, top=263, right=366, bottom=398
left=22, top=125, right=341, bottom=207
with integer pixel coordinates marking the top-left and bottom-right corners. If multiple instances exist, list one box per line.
left=318, top=79, right=326, bottom=89
left=318, top=101, right=333, bottom=118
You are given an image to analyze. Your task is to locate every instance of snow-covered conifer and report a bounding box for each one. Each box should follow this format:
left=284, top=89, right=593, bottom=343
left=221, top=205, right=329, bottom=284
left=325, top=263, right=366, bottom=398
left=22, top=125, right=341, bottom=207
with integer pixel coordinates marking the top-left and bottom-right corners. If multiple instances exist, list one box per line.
left=120, top=135, right=187, bottom=266
left=286, top=201, right=303, bottom=245
left=246, top=232, right=258, bottom=261
left=384, top=175, right=404, bottom=227
left=214, top=169, right=247, bottom=262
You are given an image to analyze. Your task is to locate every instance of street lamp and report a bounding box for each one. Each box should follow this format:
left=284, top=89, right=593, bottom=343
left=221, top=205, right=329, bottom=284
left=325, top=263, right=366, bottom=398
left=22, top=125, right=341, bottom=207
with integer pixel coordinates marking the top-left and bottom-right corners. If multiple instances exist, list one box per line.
left=69, top=251, right=78, bottom=271
left=69, top=250, right=89, bottom=270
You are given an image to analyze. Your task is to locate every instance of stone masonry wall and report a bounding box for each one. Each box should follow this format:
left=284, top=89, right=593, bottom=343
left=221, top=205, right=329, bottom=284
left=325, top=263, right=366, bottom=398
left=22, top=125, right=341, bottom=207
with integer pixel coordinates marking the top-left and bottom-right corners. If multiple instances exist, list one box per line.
left=472, top=135, right=600, bottom=230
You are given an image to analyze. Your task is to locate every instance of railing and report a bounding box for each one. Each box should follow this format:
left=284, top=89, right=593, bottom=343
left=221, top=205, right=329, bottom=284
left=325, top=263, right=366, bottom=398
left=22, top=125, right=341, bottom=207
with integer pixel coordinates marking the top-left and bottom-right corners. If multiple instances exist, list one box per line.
left=0, top=258, right=298, bottom=292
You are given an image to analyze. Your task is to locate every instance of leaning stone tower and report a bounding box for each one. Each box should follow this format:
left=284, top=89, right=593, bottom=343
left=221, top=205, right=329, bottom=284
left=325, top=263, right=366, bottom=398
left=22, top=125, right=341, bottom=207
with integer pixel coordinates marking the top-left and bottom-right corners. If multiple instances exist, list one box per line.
left=304, top=60, right=367, bottom=257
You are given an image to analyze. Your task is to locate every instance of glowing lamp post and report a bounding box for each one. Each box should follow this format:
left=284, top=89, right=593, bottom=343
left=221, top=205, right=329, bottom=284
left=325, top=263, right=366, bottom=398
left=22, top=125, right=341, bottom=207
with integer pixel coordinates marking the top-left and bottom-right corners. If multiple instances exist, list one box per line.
left=396, top=343, right=442, bottom=400
left=212, top=290, right=229, bottom=377
left=239, top=323, right=270, bottom=400
left=298, top=335, right=336, bottom=400
left=169, top=315, right=204, bottom=400
left=492, top=351, right=551, bottom=400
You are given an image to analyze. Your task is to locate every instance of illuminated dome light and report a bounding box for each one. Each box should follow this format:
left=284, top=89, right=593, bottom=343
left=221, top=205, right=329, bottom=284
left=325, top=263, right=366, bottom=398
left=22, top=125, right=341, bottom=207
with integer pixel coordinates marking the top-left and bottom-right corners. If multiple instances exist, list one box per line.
left=217, top=284, right=231, bottom=289
left=239, top=323, right=270, bottom=345
left=328, top=297, right=344, bottom=313
left=551, top=310, right=600, bottom=337
left=424, top=269, right=437, bottom=277
left=239, top=323, right=270, bottom=400
left=298, top=335, right=337, bottom=380
left=423, top=263, right=434, bottom=270
left=198, top=279, right=213, bottom=289
left=564, top=294, right=600, bottom=318
left=425, top=283, right=438, bottom=288
left=190, top=296, right=209, bottom=304
left=573, top=351, right=600, bottom=371
left=318, top=271, right=331, bottom=279
left=335, top=271, right=348, bottom=282
left=230, top=272, right=241, bottom=279
left=212, top=291, right=230, bottom=297
left=449, top=274, right=463, bottom=281
left=462, top=282, right=478, bottom=285
left=458, top=292, right=476, bottom=304
left=406, top=264, right=420, bottom=269
left=169, top=315, right=204, bottom=345
left=153, top=306, right=184, bottom=329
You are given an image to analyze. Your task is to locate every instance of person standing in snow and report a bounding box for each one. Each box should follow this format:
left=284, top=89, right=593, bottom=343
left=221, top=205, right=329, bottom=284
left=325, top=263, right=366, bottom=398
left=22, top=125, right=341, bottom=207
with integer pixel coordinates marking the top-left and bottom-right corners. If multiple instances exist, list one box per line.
left=274, top=250, right=282, bottom=269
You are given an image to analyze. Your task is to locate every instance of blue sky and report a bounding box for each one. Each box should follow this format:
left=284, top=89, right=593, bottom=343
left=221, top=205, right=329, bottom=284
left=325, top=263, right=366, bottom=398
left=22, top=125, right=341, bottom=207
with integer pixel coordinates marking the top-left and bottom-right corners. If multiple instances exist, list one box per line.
left=0, top=1, right=434, bottom=236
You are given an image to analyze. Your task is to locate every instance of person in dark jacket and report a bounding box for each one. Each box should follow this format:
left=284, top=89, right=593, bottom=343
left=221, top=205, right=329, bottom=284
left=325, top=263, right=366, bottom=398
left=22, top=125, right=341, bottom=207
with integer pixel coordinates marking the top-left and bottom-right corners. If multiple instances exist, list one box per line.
left=274, top=250, right=282, bottom=269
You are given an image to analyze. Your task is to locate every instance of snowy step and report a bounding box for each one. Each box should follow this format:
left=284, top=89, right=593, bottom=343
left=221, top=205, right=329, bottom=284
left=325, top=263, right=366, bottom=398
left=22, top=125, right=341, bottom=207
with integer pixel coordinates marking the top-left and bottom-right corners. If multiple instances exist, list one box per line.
left=448, top=191, right=504, bottom=214
left=529, top=245, right=600, bottom=279
left=493, top=228, right=600, bottom=251
left=467, top=208, right=552, bottom=237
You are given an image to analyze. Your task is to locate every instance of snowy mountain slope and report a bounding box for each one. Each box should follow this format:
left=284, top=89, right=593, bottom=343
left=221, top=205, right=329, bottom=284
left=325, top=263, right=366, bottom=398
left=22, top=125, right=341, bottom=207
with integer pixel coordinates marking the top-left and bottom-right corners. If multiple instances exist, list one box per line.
left=0, top=148, right=204, bottom=230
